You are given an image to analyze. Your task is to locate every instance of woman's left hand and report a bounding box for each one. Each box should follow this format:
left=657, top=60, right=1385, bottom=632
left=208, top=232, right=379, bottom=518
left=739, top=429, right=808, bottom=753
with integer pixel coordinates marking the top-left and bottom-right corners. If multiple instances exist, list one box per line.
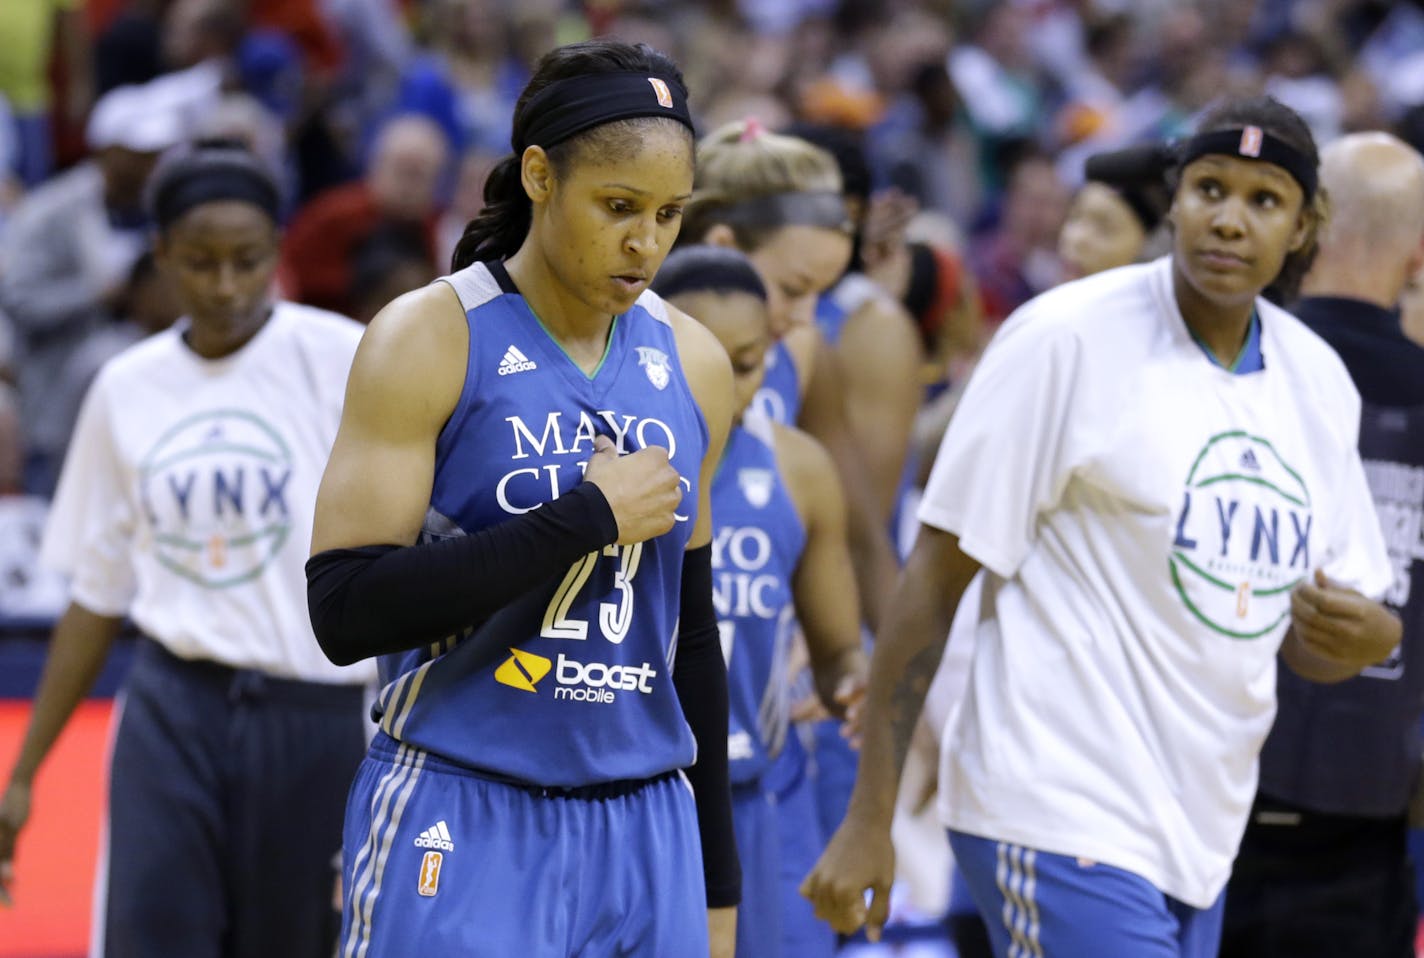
left=1290, top=568, right=1401, bottom=672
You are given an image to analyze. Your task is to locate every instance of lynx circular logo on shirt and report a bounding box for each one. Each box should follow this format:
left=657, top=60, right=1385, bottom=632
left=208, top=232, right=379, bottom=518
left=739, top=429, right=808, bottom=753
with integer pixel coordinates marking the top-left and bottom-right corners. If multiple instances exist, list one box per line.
left=137, top=409, right=294, bottom=588
left=1169, top=430, right=1313, bottom=639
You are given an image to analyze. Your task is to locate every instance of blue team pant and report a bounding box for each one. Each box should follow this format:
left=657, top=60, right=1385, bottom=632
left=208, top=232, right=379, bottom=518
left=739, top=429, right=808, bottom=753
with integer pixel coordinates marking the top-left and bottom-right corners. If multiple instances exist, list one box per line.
left=340, top=732, right=707, bottom=957
left=950, top=830, right=1226, bottom=958
left=732, top=781, right=781, bottom=958
left=770, top=737, right=836, bottom=958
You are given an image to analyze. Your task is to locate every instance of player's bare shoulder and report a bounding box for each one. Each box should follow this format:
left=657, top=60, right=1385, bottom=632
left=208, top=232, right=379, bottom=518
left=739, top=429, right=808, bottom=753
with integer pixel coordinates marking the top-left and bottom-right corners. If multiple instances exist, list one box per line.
left=770, top=420, right=842, bottom=522
left=345, top=281, right=471, bottom=431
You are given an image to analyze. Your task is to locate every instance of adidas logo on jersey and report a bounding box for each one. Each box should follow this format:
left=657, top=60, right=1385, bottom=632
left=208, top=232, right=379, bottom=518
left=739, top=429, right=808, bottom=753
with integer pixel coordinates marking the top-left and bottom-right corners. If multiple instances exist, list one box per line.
left=1240, top=449, right=1261, bottom=471
left=498, top=345, right=537, bottom=376
left=414, top=820, right=454, bottom=851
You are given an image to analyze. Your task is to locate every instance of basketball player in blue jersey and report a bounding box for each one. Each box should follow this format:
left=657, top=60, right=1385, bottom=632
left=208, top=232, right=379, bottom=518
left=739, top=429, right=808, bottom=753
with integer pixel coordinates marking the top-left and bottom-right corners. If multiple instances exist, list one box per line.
left=304, top=40, right=739, bottom=958
left=683, top=121, right=898, bottom=632
left=653, top=246, right=868, bottom=958
left=804, top=96, right=1403, bottom=958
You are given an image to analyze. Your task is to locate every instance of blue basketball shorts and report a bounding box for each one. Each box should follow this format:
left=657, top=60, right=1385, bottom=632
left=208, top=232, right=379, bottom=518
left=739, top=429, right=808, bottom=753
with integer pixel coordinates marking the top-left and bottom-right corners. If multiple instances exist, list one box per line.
left=950, top=830, right=1225, bottom=958
left=732, top=780, right=782, bottom=957
left=771, top=737, right=836, bottom=958
left=339, top=732, right=708, bottom=957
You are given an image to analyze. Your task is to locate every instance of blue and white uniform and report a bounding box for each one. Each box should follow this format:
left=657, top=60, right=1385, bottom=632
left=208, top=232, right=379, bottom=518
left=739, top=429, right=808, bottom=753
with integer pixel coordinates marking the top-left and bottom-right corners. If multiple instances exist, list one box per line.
left=340, top=262, right=711, bottom=957
left=714, top=410, right=803, bottom=957
left=750, top=338, right=801, bottom=427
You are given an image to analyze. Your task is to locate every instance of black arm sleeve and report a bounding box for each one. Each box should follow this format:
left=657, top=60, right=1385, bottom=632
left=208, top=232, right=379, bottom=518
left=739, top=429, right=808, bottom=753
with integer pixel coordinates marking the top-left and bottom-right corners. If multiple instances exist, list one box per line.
left=306, top=484, right=619, bottom=665
left=673, top=543, right=741, bottom=908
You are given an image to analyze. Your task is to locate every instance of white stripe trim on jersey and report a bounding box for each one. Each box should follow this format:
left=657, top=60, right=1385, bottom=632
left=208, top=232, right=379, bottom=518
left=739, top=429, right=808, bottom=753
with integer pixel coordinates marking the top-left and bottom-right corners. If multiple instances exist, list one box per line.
left=437, top=263, right=502, bottom=314
left=389, top=657, right=437, bottom=740
left=353, top=750, right=426, bottom=958
left=343, top=745, right=420, bottom=958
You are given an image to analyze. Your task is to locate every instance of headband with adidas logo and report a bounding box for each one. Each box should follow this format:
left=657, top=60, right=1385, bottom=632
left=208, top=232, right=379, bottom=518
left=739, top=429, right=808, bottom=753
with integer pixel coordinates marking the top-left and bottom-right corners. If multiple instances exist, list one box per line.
left=516, top=72, right=694, bottom=152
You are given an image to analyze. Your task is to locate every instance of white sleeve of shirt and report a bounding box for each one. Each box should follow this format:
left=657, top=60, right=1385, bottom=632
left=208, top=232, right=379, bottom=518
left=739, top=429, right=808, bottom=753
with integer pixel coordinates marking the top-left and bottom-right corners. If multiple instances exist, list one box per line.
left=1323, top=443, right=1394, bottom=602
left=39, top=370, right=137, bottom=616
left=917, top=315, right=1084, bottom=578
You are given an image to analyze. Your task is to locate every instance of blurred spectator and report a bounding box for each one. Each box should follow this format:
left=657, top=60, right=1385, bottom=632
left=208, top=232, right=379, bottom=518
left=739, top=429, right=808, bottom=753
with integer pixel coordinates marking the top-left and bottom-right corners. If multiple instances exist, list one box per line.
left=0, top=95, right=21, bottom=238
left=349, top=223, right=438, bottom=324
left=436, top=145, right=499, bottom=271
left=948, top=4, right=1044, bottom=150
left=968, top=146, right=1069, bottom=323
left=49, top=251, right=181, bottom=472
left=94, top=6, right=164, bottom=94
left=875, top=59, right=983, bottom=228
left=0, top=382, right=66, bottom=620
left=0, top=0, right=92, bottom=185
left=192, top=93, right=291, bottom=204
left=279, top=112, right=448, bottom=316
left=0, top=84, right=182, bottom=494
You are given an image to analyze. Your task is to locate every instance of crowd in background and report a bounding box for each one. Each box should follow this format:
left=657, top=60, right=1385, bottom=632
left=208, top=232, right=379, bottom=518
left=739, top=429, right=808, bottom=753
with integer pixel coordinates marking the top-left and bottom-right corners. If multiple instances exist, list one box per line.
left=3, top=0, right=1424, bottom=949
left=3, top=0, right=1424, bottom=520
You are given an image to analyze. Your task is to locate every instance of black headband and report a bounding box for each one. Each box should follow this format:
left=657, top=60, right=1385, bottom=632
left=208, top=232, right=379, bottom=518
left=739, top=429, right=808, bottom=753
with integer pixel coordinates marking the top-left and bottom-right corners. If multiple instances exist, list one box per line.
left=153, top=164, right=280, bottom=229
left=1178, top=127, right=1317, bottom=199
left=516, top=72, right=694, bottom=151
left=708, top=191, right=854, bottom=235
left=652, top=259, right=768, bottom=302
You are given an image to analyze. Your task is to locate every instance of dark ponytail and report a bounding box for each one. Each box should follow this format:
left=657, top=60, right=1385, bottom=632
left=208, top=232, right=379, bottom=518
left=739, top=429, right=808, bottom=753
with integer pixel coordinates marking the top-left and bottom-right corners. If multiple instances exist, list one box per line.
left=451, top=39, right=691, bottom=271
left=451, top=155, right=530, bottom=272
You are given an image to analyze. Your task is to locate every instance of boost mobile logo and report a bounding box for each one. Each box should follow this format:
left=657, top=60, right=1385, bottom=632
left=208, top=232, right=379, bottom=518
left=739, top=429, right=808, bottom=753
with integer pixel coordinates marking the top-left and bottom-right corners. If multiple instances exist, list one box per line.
left=495, top=649, right=656, bottom=703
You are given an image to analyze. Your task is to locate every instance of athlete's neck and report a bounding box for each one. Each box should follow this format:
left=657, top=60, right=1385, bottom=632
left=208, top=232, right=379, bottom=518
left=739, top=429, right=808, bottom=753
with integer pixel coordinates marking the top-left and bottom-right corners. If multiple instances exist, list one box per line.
left=183, top=304, right=273, bottom=360
left=1171, top=265, right=1255, bottom=368
left=504, top=244, right=614, bottom=372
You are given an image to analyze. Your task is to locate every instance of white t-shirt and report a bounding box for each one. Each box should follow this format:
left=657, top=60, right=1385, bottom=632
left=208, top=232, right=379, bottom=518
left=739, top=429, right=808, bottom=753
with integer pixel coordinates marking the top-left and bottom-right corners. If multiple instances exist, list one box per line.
left=41, top=301, right=376, bottom=685
left=921, top=257, right=1392, bottom=908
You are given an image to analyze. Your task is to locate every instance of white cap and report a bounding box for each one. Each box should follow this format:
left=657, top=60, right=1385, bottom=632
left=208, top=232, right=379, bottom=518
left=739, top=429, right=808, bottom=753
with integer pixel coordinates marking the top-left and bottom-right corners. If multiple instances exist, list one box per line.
left=86, top=84, right=186, bottom=154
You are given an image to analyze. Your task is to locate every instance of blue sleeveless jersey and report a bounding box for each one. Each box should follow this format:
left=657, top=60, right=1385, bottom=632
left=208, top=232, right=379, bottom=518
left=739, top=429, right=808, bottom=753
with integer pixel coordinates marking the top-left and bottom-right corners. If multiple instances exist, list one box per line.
left=713, top=411, right=806, bottom=784
left=815, top=292, right=850, bottom=346
left=373, top=262, right=709, bottom=787
left=749, top=339, right=800, bottom=426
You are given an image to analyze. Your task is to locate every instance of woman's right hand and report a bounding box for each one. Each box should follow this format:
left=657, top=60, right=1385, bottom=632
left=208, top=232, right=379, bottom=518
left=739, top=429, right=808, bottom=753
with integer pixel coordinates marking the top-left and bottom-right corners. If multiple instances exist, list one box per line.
left=582, top=435, right=684, bottom=544
left=0, top=780, right=32, bottom=907
left=800, top=809, right=895, bottom=940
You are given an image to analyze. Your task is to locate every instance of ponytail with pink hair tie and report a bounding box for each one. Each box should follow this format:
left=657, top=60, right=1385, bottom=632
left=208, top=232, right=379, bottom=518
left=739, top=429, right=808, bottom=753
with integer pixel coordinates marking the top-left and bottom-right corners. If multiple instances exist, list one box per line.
left=739, top=117, right=767, bottom=142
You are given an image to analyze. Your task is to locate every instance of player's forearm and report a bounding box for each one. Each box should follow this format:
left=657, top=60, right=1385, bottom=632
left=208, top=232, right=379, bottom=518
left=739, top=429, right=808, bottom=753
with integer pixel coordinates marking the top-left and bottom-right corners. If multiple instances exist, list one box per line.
left=847, top=538, right=973, bottom=822
left=9, top=603, right=122, bottom=786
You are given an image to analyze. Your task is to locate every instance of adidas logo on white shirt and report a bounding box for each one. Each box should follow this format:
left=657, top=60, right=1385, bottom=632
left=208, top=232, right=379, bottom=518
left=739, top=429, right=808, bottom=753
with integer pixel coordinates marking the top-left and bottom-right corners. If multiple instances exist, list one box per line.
left=414, top=820, right=455, bottom=851
left=1240, top=449, right=1261, bottom=471
left=498, top=345, right=537, bottom=376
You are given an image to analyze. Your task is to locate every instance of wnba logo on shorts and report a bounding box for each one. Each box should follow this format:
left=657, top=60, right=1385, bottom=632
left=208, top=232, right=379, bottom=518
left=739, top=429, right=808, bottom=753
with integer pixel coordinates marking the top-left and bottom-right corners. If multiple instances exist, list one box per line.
left=1170, top=431, right=1312, bottom=639
left=648, top=77, right=673, bottom=108
left=417, top=852, right=442, bottom=897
